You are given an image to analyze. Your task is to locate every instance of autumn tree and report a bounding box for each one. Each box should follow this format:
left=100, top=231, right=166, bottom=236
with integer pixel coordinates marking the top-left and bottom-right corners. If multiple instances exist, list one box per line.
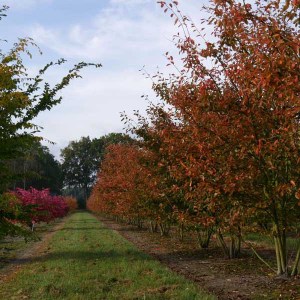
left=64, top=196, right=78, bottom=212
left=88, top=143, right=175, bottom=233
left=14, top=188, right=69, bottom=224
left=0, top=188, right=72, bottom=239
left=123, top=104, right=190, bottom=236
left=88, top=144, right=149, bottom=224
left=124, top=103, right=217, bottom=245
left=119, top=0, right=300, bottom=274
left=147, top=0, right=299, bottom=273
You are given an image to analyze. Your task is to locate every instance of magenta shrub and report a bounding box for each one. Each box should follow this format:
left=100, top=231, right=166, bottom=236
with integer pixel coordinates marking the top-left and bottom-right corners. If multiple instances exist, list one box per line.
left=14, top=188, right=69, bottom=223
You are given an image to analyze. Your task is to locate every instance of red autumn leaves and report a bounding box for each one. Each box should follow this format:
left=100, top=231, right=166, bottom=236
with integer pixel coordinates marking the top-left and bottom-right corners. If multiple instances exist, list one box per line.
left=8, top=188, right=77, bottom=224
left=88, top=0, right=299, bottom=275
left=88, top=144, right=167, bottom=224
left=13, top=188, right=69, bottom=223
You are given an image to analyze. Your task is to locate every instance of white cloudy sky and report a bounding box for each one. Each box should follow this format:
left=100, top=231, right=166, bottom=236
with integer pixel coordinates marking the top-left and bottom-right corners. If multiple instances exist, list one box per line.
left=3, top=0, right=207, bottom=158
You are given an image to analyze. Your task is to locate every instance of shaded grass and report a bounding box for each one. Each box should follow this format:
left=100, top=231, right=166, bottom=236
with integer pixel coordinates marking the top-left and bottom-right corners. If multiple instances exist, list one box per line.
left=0, top=211, right=214, bottom=300
left=0, top=221, right=61, bottom=269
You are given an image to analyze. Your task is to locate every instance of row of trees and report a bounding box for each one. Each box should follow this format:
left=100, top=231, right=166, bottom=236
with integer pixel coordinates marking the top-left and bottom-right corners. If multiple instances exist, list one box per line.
left=4, top=141, right=63, bottom=194
left=88, top=0, right=300, bottom=277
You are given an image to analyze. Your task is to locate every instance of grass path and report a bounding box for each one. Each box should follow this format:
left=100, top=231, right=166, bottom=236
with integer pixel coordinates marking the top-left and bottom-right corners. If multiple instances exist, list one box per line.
left=0, top=211, right=214, bottom=300
left=0, top=218, right=66, bottom=279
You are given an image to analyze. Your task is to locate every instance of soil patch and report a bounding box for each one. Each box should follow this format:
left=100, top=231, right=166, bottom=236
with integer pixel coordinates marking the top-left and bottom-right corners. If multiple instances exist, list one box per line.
left=98, top=216, right=300, bottom=300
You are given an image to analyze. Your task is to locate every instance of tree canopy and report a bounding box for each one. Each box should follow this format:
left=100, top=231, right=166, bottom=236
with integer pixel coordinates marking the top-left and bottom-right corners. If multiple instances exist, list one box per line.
left=89, top=0, right=300, bottom=276
left=0, top=5, right=101, bottom=193
left=61, top=133, right=135, bottom=208
left=0, top=5, right=101, bottom=238
left=6, top=141, right=63, bottom=194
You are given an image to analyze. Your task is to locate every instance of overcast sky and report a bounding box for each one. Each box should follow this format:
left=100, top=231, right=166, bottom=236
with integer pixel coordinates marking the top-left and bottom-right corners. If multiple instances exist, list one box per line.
left=3, top=0, right=206, bottom=159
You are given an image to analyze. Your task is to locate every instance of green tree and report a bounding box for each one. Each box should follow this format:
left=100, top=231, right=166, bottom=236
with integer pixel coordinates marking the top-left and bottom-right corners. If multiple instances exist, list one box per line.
left=61, top=137, right=98, bottom=207
left=0, top=5, right=101, bottom=238
left=0, top=5, right=101, bottom=193
left=61, top=133, right=135, bottom=208
left=0, top=193, right=35, bottom=240
left=7, top=142, right=63, bottom=194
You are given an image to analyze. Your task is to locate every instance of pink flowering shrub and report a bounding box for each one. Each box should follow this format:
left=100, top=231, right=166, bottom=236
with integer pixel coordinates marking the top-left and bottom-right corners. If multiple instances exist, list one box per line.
left=14, top=188, right=69, bottom=223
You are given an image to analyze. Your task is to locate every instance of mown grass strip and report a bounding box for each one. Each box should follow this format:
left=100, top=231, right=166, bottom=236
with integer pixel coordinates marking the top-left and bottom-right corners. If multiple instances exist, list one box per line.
left=0, top=211, right=214, bottom=300
left=0, top=220, right=62, bottom=270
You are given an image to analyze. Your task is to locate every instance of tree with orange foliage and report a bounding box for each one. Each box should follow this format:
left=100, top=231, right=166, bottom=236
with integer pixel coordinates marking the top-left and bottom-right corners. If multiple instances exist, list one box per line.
left=88, top=143, right=177, bottom=234
left=130, top=0, right=299, bottom=273
left=64, top=196, right=78, bottom=212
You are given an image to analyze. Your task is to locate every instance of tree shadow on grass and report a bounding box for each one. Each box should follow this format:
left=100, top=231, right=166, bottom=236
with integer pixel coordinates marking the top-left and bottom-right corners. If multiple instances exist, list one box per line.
left=59, top=219, right=107, bottom=231
left=10, top=248, right=151, bottom=265
left=103, top=225, right=148, bottom=233
left=66, top=220, right=100, bottom=225
left=60, top=227, right=106, bottom=231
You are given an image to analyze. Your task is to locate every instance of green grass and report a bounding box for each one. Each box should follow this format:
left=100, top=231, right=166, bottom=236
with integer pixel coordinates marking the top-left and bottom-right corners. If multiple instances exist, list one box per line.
left=0, top=221, right=60, bottom=269
left=0, top=211, right=214, bottom=300
left=244, top=232, right=274, bottom=247
left=0, top=236, right=30, bottom=269
left=245, top=232, right=299, bottom=250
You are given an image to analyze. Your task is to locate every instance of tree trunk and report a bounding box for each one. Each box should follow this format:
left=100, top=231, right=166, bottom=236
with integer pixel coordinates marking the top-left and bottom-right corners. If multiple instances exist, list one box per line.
left=196, top=227, right=213, bottom=249
left=291, top=243, right=300, bottom=276
left=217, top=230, right=241, bottom=259
left=217, top=230, right=229, bottom=257
left=273, top=224, right=288, bottom=276
left=150, top=220, right=158, bottom=233
left=179, top=223, right=184, bottom=241
left=159, top=222, right=170, bottom=236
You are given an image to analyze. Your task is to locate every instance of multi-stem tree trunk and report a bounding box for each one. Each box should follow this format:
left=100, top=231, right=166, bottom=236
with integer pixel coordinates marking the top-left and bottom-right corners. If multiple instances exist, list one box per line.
left=179, top=223, right=184, bottom=241
left=159, top=222, right=170, bottom=236
left=196, top=227, right=213, bottom=249
left=273, top=226, right=288, bottom=276
left=271, top=197, right=289, bottom=276
left=217, top=229, right=241, bottom=259
left=135, top=218, right=143, bottom=229
left=272, top=224, right=300, bottom=277
left=150, top=220, right=158, bottom=233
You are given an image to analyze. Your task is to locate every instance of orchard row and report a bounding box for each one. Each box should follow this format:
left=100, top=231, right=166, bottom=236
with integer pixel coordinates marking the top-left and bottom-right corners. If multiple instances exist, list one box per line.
left=88, top=0, right=300, bottom=277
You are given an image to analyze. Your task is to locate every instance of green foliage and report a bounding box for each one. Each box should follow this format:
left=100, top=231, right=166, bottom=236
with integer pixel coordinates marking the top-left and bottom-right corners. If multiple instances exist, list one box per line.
left=0, top=5, right=101, bottom=192
left=7, top=141, right=63, bottom=194
left=0, top=193, right=35, bottom=240
left=61, top=133, right=135, bottom=207
left=61, top=137, right=100, bottom=207
left=0, top=5, right=101, bottom=238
